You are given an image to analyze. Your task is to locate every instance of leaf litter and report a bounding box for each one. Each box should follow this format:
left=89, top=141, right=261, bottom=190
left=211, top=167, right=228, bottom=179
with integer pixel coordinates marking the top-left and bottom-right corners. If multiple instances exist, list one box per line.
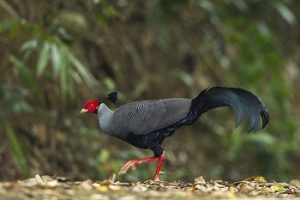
left=0, top=174, right=299, bottom=199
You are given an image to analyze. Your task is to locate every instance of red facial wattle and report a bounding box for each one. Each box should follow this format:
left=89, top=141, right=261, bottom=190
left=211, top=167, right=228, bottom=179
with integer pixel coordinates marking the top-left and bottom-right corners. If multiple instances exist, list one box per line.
left=80, top=99, right=100, bottom=114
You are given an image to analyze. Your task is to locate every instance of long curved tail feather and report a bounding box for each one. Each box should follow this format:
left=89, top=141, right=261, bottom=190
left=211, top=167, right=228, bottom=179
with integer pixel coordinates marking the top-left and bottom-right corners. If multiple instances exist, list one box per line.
left=192, top=86, right=269, bottom=132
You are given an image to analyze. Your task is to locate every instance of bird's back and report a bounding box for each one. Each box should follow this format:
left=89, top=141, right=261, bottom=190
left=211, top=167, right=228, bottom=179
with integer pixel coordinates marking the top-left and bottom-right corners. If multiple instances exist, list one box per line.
left=110, top=98, right=191, bottom=136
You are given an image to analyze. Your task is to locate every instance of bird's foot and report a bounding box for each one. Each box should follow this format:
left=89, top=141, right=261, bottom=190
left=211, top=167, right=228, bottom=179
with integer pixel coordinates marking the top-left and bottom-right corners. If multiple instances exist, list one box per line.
left=119, top=160, right=138, bottom=174
left=153, top=176, right=160, bottom=182
left=118, top=157, right=159, bottom=175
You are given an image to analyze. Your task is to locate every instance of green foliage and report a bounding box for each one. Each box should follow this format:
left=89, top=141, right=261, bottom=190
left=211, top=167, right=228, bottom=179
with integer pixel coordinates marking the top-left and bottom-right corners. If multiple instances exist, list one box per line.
left=19, top=37, right=97, bottom=97
left=3, top=120, right=29, bottom=176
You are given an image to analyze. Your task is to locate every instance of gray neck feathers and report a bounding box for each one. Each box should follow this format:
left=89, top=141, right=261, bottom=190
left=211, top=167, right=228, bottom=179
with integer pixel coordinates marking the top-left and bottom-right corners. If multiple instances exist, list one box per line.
left=98, top=103, right=113, bottom=133
left=97, top=103, right=121, bottom=138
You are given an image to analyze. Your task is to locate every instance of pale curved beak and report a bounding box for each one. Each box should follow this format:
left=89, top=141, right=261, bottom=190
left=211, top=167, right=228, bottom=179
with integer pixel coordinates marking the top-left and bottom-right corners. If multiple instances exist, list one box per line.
left=80, top=108, right=88, bottom=114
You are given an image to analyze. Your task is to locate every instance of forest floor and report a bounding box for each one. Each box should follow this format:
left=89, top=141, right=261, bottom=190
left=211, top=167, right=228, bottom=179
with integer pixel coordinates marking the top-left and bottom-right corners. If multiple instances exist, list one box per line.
left=0, top=175, right=300, bottom=200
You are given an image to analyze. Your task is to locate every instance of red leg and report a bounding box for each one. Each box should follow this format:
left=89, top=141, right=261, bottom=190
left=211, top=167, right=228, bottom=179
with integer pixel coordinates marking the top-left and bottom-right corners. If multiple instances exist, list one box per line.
left=119, top=156, right=159, bottom=174
left=153, top=151, right=165, bottom=181
left=118, top=151, right=166, bottom=181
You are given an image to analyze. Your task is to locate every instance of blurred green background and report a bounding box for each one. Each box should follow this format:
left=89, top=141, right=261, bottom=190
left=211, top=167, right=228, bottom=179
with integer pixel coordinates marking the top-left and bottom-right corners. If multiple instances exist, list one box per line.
left=1, top=0, right=300, bottom=182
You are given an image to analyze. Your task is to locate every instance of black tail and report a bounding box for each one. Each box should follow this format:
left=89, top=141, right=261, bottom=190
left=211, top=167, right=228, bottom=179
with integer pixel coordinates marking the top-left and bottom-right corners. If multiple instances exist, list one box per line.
left=191, top=86, right=269, bottom=132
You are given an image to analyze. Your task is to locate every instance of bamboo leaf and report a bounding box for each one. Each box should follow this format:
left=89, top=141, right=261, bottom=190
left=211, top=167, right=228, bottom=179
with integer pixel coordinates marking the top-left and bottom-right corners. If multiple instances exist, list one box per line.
left=275, top=3, right=295, bottom=25
left=60, top=56, right=68, bottom=94
left=65, top=48, right=97, bottom=87
left=21, top=39, right=38, bottom=59
left=21, top=39, right=38, bottom=52
left=37, top=42, right=50, bottom=76
left=0, top=0, right=19, bottom=19
left=10, top=56, right=36, bottom=88
left=10, top=56, right=44, bottom=104
left=50, top=43, right=62, bottom=77
left=3, top=120, right=29, bottom=176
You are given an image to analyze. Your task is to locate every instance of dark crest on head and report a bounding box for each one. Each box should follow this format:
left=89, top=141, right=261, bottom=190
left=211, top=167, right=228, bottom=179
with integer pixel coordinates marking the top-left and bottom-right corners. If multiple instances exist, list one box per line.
left=106, top=91, right=118, bottom=104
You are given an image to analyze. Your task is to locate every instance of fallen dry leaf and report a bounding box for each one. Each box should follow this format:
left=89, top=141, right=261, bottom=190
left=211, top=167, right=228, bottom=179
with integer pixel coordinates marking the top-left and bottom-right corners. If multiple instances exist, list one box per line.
left=0, top=175, right=299, bottom=200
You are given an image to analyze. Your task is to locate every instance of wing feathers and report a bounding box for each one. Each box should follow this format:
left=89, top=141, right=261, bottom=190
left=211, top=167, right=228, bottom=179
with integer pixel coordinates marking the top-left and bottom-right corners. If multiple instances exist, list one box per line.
left=112, top=99, right=191, bottom=135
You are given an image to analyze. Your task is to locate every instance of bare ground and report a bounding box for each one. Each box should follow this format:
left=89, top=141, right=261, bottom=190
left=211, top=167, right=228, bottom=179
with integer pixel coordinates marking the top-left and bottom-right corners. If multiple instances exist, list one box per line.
left=0, top=175, right=300, bottom=200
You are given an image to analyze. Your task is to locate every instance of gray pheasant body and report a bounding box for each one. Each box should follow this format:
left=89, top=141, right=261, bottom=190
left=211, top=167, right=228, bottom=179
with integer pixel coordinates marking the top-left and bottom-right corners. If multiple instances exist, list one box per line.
left=81, top=86, right=269, bottom=180
left=94, top=86, right=269, bottom=151
left=98, top=98, right=191, bottom=139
